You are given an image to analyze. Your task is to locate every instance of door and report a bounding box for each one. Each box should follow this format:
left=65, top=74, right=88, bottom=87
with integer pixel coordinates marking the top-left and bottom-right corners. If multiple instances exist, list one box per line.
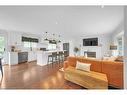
left=0, top=35, right=6, bottom=64
left=63, top=43, right=69, bottom=56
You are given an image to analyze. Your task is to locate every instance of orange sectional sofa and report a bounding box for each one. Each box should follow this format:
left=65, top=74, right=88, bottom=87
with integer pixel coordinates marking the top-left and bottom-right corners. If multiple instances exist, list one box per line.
left=64, top=56, right=123, bottom=88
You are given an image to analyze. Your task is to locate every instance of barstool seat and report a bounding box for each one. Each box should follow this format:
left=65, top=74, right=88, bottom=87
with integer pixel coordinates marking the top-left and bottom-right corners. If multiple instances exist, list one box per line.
left=58, top=51, right=64, bottom=63
left=47, top=54, right=53, bottom=64
left=52, top=52, right=59, bottom=63
left=64, top=51, right=69, bottom=61
left=47, top=52, right=59, bottom=65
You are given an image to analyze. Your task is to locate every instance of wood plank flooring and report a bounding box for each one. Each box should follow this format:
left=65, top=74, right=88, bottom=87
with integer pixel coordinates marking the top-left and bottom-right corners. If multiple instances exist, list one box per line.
left=0, top=61, right=84, bottom=89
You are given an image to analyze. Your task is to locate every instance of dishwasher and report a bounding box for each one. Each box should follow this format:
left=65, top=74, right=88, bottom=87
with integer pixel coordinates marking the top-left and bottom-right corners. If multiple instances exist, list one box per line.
left=18, top=52, right=28, bottom=63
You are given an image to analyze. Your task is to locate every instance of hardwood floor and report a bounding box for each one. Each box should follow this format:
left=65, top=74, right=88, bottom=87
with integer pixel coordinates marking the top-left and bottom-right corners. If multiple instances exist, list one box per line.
left=0, top=61, right=84, bottom=89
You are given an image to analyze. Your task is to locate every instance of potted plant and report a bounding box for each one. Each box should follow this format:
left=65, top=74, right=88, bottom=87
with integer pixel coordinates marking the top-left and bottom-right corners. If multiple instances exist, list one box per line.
left=11, top=45, right=15, bottom=52
left=73, top=47, right=80, bottom=56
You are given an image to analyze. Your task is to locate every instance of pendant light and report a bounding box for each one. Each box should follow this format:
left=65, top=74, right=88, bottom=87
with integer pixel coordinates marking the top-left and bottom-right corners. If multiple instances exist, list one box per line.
left=52, top=34, right=56, bottom=42
left=44, top=32, right=49, bottom=41
left=58, top=35, right=61, bottom=43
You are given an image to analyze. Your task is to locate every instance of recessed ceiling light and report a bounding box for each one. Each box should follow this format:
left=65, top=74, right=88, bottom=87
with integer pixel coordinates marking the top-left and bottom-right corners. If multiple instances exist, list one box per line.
left=101, top=5, right=104, bottom=8
left=61, top=16, right=63, bottom=18
left=55, top=22, right=58, bottom=24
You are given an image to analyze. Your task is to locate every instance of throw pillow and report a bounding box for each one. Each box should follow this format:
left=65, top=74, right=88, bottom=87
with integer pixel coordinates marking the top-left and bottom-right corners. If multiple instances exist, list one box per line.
left=76, top=61, right=91, bottom=72
left=115, top=56, right=123, bottom=62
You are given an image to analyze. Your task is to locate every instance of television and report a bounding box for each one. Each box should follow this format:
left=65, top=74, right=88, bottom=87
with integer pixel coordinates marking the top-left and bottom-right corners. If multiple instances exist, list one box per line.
left=83, top=38, right=98, bottom=46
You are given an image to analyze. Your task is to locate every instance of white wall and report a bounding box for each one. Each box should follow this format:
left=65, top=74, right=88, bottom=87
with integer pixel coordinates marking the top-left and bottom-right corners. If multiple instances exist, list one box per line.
left=73, top=34, right=112, bottom=59
left=124, top=6, right=127, bottom=89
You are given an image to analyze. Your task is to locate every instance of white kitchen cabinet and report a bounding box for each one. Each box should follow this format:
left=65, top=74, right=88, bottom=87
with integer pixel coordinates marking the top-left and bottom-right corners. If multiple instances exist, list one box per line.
left=28, top=51, right=37, bottom=62
left=8, top=52, right=18, bottom=65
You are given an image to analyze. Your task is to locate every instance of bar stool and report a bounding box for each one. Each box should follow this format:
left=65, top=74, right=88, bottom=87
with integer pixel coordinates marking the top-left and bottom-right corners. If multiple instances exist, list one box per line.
left=47, top=54, right=53, bottom=64
left=58, top=51, right=64, bottom=63
left=0, top=58, right=3, bottom=77
left=64, top=51, right=68, bottom=61
left=52, top=52, right=59, bottom=63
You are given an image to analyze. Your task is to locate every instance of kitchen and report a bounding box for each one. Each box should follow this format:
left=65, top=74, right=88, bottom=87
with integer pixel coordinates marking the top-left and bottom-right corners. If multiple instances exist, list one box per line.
left=1, top=30, right=70, bottom=66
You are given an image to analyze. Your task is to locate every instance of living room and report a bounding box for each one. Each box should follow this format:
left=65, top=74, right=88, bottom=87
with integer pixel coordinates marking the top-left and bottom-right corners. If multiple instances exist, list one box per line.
left=0, top=6, right=125, bottom=89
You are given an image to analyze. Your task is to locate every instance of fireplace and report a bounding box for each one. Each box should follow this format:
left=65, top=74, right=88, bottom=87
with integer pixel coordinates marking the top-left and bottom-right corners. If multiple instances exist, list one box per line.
left=84, top=51, right=96, bottom=58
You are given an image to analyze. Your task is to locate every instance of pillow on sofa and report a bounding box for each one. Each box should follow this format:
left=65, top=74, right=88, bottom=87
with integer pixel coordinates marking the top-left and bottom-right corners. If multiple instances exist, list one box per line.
left=76, top=61, right=91, bottom=72
left=115, top=56, right=123, bottom=62
left=107, top=56, right=117, bottom=61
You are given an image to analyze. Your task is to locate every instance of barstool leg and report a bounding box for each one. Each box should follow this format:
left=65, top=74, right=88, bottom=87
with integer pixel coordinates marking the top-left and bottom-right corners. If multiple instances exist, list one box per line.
left=47, top=57, right=49, bottom=65
left=59, top=56, right=60, bottom=63
left=52, top=57, right=53, bottom=66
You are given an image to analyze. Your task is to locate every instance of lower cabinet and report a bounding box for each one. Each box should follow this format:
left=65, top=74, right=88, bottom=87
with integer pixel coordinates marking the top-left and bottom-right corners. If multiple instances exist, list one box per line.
left=9, top=52, right=36, bottom=65
left=8, top=52, right=18, bottom=65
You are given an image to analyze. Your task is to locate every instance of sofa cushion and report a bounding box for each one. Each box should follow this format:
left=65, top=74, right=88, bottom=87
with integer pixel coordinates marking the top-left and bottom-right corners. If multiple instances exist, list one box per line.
left=81, top=58, right=102, bottom=73
left=76, top=61, right=91, bottom=72
left=67, top=56, right=84, bottom=63
left=65, top=56, right=102, bottom=73
left=101, top=60, right=123, bottom=88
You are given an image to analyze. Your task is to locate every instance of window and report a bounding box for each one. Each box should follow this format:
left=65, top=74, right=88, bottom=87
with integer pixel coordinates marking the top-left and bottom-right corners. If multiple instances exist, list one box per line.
left=31, top=42, right=37, bottom=48
left=52, top=44, right=56, bottom=50
left=23, top=42, right=37, bottom=48
left=48, top=44, right=56, bottom=50
left=0, top=36, right=5, bottom=57
left=22, top=36, right=38, bottom=49
left=23, top=42, right=31, bottom=48
left=117, top=37, right=123, bottom=56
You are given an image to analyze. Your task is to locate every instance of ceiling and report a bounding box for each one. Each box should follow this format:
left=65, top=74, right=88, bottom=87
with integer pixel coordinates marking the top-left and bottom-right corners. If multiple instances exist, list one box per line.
left=0, top=6, right=124, bottom=38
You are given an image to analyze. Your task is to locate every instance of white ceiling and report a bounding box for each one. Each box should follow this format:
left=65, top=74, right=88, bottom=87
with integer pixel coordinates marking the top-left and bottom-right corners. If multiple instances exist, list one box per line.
left=0, top=6, right=124, bottom=38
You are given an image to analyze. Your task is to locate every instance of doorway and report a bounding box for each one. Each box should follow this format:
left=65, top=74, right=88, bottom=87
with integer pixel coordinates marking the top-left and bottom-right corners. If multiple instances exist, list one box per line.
left=0, top=34, right=7, bottom=65
left=63, top=43, right=69, bottom=56
left=0, top=36, right=5, bottom=57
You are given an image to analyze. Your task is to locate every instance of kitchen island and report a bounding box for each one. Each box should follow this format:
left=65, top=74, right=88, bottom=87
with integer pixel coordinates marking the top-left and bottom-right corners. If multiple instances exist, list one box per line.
left=37, top=50, right=65, bottom=66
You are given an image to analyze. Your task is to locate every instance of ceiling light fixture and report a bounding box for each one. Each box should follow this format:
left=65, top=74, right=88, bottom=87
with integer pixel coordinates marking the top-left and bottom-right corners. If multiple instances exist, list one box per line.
left=55, top=21, right=58, bottom=24
left=58, top=35, right=61, bottom=43
left=44, top=32, right=49, bottom=41
left=101, top=5, right=104, bottom=8
left=43, top=32, right=61, bottom=44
